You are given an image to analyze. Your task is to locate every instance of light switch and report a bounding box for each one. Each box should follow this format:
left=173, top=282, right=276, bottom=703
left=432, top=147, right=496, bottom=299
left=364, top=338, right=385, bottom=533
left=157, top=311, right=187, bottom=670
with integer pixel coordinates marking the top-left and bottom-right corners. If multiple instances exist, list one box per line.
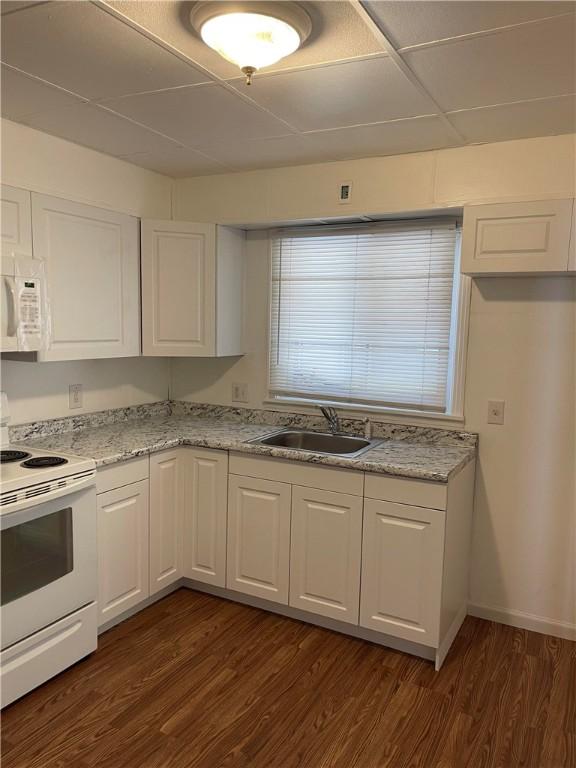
left=232, top=382, right=248, bottom=403
left=487, top=400, right=505, bottom=425
left=69, top=383, right=83, bottom=409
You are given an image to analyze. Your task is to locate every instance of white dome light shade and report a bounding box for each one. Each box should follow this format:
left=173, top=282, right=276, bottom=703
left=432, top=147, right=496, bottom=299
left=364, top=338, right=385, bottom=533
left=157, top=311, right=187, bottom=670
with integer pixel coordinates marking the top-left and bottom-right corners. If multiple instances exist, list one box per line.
left=200, top=12, right=301, bottom=71
left=191, top=2, right=312, bottom=83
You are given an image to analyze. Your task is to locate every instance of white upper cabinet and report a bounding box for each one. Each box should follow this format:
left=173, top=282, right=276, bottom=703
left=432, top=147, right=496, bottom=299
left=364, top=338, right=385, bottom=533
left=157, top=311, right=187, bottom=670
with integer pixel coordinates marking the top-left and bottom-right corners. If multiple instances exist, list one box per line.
left=1, top=185, right=32, bottom=257
left=31, top=193, right=140, bottom=360
left=461, top=199, right=574, bottom=275
left=141, top=219, right=245, bottom=357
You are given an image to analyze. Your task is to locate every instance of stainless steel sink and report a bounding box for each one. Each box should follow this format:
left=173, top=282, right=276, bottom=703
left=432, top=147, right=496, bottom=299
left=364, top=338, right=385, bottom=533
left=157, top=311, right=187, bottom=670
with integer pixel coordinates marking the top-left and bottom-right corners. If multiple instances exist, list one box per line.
left=247, top=429, right=381, bottom=458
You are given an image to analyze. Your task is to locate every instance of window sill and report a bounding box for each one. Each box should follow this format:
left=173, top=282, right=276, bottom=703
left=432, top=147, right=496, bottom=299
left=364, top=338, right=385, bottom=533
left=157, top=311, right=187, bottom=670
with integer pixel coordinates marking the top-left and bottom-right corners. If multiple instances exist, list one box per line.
left=263, top=397, right=465, bottom=423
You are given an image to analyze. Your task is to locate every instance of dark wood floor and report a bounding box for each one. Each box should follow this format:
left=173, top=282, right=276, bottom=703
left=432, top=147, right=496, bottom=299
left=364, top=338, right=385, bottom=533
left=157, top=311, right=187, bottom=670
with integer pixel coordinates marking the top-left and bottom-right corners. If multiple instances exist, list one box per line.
left=2, top=589, right=574, bottom=768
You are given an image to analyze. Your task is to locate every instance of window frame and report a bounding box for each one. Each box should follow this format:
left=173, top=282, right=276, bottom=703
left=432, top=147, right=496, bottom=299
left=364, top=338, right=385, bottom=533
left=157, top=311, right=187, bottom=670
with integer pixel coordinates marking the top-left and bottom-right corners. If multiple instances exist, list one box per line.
left=265, top=220, right=472, bottom=421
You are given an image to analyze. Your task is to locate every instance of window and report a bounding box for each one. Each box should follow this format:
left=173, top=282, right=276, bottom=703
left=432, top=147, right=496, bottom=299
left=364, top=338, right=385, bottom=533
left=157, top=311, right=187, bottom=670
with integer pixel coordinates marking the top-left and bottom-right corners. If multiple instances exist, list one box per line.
left=268, top=219, right=470, bottom=417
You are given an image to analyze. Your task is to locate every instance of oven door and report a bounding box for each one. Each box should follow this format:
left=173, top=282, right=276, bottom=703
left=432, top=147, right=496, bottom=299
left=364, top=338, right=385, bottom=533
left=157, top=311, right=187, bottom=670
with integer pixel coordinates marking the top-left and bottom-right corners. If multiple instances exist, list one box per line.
left=1, top=484, right=97, bottom=650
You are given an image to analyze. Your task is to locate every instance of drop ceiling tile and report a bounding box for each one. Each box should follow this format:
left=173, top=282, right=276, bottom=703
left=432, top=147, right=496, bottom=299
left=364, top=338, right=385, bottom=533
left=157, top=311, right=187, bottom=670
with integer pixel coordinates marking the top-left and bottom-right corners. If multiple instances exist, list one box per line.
left=197, top=116, right=455, bottom=171
left=0, top=0, right=211, bottom=99
left=14, top=102, right=184, bottom=158
left=447, top=96, right=576, bottom=143
left=365, top=1, right=575, bottom=49
left=118, top=146, right=230, bottom=177
left=228, top=58, right=434, bottom=132
left=1, top=65, right=87, bottom=120
left=102, top=1, right=386, bottom=80
left=104, top=84, right=294, bottom=145
left=403, top=16, right=576, bottom=111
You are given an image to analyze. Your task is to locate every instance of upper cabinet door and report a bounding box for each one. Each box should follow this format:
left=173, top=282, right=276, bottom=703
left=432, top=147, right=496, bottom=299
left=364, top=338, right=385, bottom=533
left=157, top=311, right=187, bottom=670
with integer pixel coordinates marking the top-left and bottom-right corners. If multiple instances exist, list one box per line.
left=32, top=193, right=140, bottom=360
left=141, top=219, right=245, bottom=357
left=141, top=219, right=216, bottom=357
left=1, top=185, right=32, bottom=257
left=461, top=199, right=573, bottom=275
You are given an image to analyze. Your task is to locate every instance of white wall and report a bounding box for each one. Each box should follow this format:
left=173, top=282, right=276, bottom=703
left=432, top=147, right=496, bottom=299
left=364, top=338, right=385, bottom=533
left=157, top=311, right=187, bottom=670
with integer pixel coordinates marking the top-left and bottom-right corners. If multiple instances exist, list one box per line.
left=1, top=119, right=173, bottom=422
left=2, top=357, right=170, bottom=424
left=173, top=135, right=575, bottom=224
left=171, top=135, right=576, bottom=638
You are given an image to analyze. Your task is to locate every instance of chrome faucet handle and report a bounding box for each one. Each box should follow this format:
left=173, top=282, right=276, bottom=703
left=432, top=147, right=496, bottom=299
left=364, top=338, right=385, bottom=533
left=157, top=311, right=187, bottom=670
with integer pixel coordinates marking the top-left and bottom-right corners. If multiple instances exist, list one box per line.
left=320, top=406, right=340, bottom=434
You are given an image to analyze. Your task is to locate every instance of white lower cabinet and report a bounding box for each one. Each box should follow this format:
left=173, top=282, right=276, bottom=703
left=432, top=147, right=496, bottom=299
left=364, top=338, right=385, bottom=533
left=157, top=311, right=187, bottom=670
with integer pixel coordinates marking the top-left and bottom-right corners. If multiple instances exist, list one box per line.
left=227, top=475, right=291, bottom=604
left=149, top=450, right=184, bottom=595
left=183, top=448, right=228, bottom=587
left=360, top=499, right=445, bottom=646
left=290, top=486, right=362, bottom=624
left=97, top=479, right=149, bottom=627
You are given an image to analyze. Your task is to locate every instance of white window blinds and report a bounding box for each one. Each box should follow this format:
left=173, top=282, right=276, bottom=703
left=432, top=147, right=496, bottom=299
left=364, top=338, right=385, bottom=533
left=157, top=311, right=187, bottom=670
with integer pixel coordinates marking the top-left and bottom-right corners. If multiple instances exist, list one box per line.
left=269, top=219, right=461, bottom=412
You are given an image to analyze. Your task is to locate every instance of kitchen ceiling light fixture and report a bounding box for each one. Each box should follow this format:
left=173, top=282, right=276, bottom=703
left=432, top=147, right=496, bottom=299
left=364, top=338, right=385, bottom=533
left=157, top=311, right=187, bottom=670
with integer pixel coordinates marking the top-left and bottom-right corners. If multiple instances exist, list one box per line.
left=191, top=2, right=312, bottom=84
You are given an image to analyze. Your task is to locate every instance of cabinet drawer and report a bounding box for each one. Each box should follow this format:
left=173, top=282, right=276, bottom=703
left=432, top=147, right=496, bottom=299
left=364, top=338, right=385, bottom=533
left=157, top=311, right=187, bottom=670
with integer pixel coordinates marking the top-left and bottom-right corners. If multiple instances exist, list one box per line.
left=96, top=456, right=149, bottom=494
left=1, top=602, right=97, bottom=708
left=364, top=473, right=446, bottom=510
left=229, top=452, right=363, bottom=496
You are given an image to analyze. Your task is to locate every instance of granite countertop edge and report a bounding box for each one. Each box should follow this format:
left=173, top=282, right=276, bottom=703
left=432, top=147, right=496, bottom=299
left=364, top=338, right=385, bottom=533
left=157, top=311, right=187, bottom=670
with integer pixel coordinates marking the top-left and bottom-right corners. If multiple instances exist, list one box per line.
left=20, top=423, right=477, bottom=483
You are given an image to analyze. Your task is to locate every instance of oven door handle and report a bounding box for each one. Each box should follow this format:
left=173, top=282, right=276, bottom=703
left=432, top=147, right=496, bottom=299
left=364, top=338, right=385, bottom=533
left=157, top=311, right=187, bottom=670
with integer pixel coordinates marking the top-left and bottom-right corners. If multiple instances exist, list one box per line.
left=0, top=472, right=96, bottom=524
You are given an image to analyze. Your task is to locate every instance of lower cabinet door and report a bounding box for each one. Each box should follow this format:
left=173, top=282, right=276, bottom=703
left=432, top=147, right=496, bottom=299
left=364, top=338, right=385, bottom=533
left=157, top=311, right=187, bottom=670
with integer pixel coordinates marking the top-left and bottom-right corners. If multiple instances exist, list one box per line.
left=290, top=486, right=362, bottom=624
left=227, top=475, right=291, bottom=604
left=183, top=448, right=228, bottom=587
left=97, top=480, right=149, bottom=626
left=149, top=450, right=183, bottom=595
left=360, top=499, right=445, bottom=646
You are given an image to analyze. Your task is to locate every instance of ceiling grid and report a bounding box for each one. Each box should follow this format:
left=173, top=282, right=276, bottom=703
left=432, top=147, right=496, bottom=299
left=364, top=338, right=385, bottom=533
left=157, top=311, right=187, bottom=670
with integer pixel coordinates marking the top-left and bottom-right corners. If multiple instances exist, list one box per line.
left=1, top=0, right=574, bottom=176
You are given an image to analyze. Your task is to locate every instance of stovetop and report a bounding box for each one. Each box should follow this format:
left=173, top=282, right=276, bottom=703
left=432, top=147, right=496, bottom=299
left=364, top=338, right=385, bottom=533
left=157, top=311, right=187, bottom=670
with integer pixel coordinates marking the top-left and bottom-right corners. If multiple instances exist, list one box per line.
left=0, top=445, right=95, bottom=494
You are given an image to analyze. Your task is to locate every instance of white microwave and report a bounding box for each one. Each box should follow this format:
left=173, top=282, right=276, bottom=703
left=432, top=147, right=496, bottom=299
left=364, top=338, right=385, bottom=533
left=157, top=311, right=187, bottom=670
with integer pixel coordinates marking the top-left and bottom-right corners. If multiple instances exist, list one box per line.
left=1, top=255, right=44, bottom=352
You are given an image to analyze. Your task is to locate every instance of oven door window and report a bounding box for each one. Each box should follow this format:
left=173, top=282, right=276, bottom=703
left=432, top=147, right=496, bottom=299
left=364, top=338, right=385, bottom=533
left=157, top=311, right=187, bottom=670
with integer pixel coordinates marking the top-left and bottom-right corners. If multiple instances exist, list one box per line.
left=1, top=508, right=74, bottom=605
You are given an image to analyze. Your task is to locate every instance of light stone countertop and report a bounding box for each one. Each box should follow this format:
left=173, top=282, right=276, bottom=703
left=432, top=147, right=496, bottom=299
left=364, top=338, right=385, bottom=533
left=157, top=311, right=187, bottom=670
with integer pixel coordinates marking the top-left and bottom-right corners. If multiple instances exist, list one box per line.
left=17, top=412, right=476, bottom=483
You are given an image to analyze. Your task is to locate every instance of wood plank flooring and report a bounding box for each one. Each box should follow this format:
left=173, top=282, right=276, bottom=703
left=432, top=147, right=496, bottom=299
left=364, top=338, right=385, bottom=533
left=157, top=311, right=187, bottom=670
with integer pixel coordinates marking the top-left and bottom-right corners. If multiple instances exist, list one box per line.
left=2, top=589, right=575, bottom=768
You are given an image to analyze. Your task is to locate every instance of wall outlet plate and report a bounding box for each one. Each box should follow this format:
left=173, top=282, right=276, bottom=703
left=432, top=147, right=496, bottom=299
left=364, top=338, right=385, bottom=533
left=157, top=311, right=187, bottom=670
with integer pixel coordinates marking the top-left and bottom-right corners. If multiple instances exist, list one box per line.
left=487, top=400, right=505, bottom=425
left=69, top=383, right=83, bottom=409
left=231, top=382, right=248, bottom=403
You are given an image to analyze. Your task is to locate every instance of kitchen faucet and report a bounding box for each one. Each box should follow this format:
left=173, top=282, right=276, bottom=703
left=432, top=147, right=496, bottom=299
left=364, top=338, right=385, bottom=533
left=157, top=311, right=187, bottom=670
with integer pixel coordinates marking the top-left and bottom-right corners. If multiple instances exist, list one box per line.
left=320, top=406, right=341, bottom=434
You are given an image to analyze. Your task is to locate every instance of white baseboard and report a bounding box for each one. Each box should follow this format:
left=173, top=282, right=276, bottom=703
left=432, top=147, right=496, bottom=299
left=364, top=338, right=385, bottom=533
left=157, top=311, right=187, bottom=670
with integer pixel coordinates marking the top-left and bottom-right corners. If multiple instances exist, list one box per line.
left=467, top=602, right=576, bottom=641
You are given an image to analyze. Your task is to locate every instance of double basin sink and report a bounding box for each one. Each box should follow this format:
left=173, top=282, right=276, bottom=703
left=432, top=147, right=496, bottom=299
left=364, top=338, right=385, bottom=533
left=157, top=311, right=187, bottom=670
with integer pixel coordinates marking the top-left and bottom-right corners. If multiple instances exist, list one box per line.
left=248, top=429, right=381, bottom=459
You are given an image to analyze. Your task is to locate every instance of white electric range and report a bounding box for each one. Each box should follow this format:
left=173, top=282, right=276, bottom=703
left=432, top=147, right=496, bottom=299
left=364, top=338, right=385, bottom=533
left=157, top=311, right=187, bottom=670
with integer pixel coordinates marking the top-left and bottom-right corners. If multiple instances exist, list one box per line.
left=0, top=439, right=98, bottom=708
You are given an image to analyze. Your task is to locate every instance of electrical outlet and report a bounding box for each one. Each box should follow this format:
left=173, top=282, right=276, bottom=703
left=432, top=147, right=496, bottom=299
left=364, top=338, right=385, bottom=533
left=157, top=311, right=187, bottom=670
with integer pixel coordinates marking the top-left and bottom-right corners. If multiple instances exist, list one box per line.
left=231, top=382, right=248, bottom=403
left=69, top=383, right=83, bottom=410
left=487, top=400, right=505, bottom=425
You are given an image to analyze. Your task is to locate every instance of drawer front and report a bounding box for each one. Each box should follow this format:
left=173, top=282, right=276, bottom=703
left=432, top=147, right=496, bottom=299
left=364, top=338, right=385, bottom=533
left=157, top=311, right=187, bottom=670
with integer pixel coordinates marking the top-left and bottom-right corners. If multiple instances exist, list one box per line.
left=229, top=452, right=363, bottom=496
left=96, top=455, right=149, bottom=494
left=364, top=473, right=447, bottom=510
left=1, top=602, right=97, bottom=708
